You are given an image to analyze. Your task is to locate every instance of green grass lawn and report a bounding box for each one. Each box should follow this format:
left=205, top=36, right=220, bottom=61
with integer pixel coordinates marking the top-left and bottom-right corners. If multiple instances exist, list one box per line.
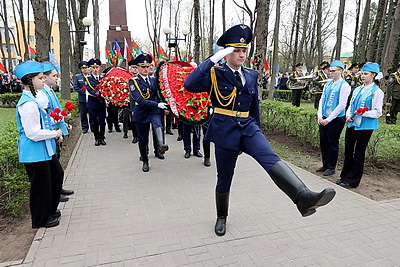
left=0, top=108, right=16, bottom=133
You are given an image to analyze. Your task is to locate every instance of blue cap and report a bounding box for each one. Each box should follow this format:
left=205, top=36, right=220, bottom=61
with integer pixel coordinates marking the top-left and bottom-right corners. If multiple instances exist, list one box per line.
left=132, top=54, right=152, bottom=66
left=78, top=61, right=88, bottom=68
left=14, top=61, right=44, bottom=79
left=41, top=62, right=56, bottom=73
left=128, top=59, right=137, bottom=66
left=216, top=24, right=252, bottom=48
left=362, top=62, right=380, bottom=74
left=88, top=58, right=102, bottom=67
left=330, top=60, right=345, bottom=69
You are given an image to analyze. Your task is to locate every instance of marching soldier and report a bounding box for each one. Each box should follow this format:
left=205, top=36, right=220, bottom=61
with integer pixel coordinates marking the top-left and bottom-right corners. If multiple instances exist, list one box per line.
left=312, top=61, right=330, bottom=109
left=184, top=24, right=335, bottom=237
left=128, top=54, right=169, bottom=172
left=387, top=63, right=400, bottom=124
left=123, top=60, right=139, bottom=142
left=86, top=58, right=107, bottom=146
left=289, top=63, right=305, bottom=107
left=74, top=61, right=90, bottom=133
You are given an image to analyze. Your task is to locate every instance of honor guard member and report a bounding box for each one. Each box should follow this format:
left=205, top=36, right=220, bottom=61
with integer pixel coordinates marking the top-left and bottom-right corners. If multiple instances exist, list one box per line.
left=86, top=58, right=107, bottom=146
left=311, top=61, right=330, bottom=109
left=387, top=63, right=400, bottom=124
left=317, top=60, right=351, bottom=176
left=184, top=24, right=336, bottom=237
left=74, top=61, right=90, bottom=133
left=123, top=59, right=139, bottom=142
left=128, top=54, right=169, bottom=172
left=289, top=62, right=305, bottom=107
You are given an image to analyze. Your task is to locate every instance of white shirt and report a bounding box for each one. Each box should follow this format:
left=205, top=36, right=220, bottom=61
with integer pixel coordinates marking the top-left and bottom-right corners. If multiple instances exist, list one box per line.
left=317, top=78, right=351, bottom=122
left=18, top=91, right=58, bottom=142
left=346, top=83, right=384, bottom=119
left=226, top=65, right=246, bottom=86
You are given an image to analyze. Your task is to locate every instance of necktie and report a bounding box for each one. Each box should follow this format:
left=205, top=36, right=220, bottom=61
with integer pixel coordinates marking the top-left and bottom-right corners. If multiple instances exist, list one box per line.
left=235, top=71, right=242, bottom=87
left=145, top=77, right=150, bottom=87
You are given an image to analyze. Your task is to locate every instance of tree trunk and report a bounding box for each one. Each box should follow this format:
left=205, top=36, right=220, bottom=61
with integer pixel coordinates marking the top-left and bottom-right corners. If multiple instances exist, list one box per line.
left=298, top=0, right=311, bottom=64
left=288, top=4, right=298, bottom=69
left=92, top=0, right=100, bottom=58
left=30, top=0, right=50, bottom=61
left=193, top=0, right=200, bottom=62
left=366, top=0, right=387, bottom=61
left=57, top=0, right=71, bottom=99
left=316, top=0, right=322, bottom=63
left=222, top=0, right=226, bottom=32
left=382, top=0, right=397, bottom=63
left=208, top=0, right=215, bottom=55
left=292, top=0, right=301, bottom=67
left=376, top=0, right=389, bottom=64
left=269, top=0, right=279, bottom=101
left=353, top=0, right=361, bottom=62
left=358, top=0, right=371, bottom=62
left=2, top=0, right=13, bottom=70
left=334, top=0, right=345, bottom=60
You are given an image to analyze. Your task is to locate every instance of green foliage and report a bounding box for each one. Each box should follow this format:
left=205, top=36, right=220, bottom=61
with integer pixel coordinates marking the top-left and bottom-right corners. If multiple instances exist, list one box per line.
left=0, top=93, right=21, bottom=107
left=262, top=89, right=312, bottom=101
left=261, top=99, right=400, bottom=160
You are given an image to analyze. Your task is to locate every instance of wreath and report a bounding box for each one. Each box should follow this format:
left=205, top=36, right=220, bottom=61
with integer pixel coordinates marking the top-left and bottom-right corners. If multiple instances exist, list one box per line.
left=157, top=61, right=211, bottom=125
left=97, top=67, right=133, bottom=107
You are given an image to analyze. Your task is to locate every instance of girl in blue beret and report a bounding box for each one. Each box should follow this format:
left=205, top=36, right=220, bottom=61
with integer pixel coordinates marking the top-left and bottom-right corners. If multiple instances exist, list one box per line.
left=15, top=61, right=64, bottom=229
left=337, top=62, right=384, bottom=188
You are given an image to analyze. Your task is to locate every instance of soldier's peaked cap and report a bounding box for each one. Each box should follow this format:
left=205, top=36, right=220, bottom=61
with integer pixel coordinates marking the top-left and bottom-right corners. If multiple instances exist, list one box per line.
left=216, top=24, right=252, bottom=48
left=88, top=58, right=102, bottom=67
left=132, top=54, right=152, bottom=66
left=78, top=61, right=88, bottom=68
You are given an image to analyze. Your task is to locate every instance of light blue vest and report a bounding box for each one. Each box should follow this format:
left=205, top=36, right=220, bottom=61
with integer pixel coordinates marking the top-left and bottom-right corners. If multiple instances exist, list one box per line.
left=348, top=84, right=379, bottom=130
left=38, top=85, right=69, bottom=135
left=16, top=91, right=56, bottom=163
left=321, top=79, right=347, bottom=118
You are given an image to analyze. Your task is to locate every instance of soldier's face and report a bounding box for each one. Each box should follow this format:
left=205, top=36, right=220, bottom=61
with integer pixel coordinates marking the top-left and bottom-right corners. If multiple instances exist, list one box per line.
left=138, top=65, right=150, bottom=76
left=226, top=48, right=247, bottom=69
left=91, top=66, right=100, bottom=75
left=352, top=67, right=360, bottom=73
left=81, top=67, right=89, bottom=74
left=129, top=66, right=138, bottom=75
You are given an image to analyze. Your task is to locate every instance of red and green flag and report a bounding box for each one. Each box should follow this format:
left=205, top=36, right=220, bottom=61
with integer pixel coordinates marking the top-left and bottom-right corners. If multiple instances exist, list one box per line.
left=28, top=45, right=36, bottom=59
left=158, top=45, right=168, bottom=61
left=105, top=46, right=113, bottom=65
left=148, top=51, right=158, bottom=67
left=124, top=38, right=134, bottom=62
left=183, top=51, right=190, bottom=62
left=113, top=39, right=124, bottom=67
left=131, top=39, right=140, bottom=56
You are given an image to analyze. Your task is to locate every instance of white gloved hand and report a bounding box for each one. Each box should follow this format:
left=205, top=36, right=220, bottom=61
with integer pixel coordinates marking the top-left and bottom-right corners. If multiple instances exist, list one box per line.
left=210, top=47, right=235, bottom=63
left=158, top=102, right=168, bottom=109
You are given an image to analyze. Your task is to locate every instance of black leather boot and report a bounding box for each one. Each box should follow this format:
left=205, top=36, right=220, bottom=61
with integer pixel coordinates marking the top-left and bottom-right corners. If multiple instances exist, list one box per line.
left=215, top=192, right=229, bottom=236
left=154, top=127, right=169, bottom=154
left=139, top=147, right=149, bottom=172
left=93, top=127, right=100, bottom=146
left=203, top=141, right=211, bottom=167
left=268, top=161, right=336, bottom=217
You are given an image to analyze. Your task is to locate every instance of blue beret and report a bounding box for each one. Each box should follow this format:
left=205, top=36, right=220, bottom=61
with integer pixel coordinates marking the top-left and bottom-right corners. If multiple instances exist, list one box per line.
left=132, top=54, right=152, bottom=66
left=14, top=61, right=44, bottom=79
left=41, top=62, right=56, bottom=73
left=78, top=61, right=88, bottom=68
left=330, top=60, right=345, bottom=69
left=362, top=62, right=380, bottom=74
left=88, top=58, right=102, bottom=67
left=216, top=24, right=252, bottom=48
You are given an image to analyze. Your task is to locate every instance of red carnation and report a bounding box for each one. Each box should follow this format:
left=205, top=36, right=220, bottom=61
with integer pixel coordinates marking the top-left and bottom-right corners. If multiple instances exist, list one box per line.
left=53, top=108, right=61, bottom=113
left=82, top=86, right=86, bottom=91
left=64, top=101, right=76, bottom=111
left=61, top=110, right=69, bottom=116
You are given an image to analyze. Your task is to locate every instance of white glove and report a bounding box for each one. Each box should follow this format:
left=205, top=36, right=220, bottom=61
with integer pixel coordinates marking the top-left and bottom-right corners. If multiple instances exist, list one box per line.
left=210, top=47, right=235, bottom=63
left=158, top=102, right=168, bottom=109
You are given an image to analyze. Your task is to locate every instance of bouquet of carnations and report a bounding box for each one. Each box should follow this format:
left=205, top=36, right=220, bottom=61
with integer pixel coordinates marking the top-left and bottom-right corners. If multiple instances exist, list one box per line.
left=49, top=101, right=76, bottom=129
left=351, top=106, right=369, bottom=119
left=97, top=67, right=133, bottom=107
left=157, top=61, right=211, bottom=125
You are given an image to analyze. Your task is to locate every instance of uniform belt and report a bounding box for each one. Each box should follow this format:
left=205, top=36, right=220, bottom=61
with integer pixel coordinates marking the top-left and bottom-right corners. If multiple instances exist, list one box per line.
left=214, top=107, right=249, bottom=118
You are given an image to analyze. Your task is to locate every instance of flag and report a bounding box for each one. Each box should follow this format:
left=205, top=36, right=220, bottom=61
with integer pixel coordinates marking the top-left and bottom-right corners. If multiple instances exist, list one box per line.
left=148, top=51, right=158, bottom=67
left=124, top=38, right=133, bottom=62
left=0, top=61, right=5, bottom=72
left=183, top=51, right=191, bottom=62
left=263, top=60, right=270, bottom=71
left=105, top=46, right=113, bottom=65
left=250, top=58, right=255, bottom=68
left=131, top=39, right=140, bottom=56
left=113, top=39, right=124, bottom=66
left=48, top=51, right=61, bottom=73
left=28, top=45, right=36, bottom=59
left=158, top=45, right=168, bottom=61
left=173, top=54, right=179, bottom=61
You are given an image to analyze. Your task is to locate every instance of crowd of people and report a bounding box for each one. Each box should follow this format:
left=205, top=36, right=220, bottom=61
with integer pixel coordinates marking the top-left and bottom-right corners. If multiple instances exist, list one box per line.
left=13, top=24, right=399, bottom=236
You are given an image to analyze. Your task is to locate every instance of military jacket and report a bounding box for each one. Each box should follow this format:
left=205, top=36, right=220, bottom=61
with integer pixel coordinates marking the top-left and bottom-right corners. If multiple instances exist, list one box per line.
left=128, top=75, right=162, bottom=123
left=85, top=74, right=106, bottom=109
left=388, top=72, right=400, bottom=99
left=73, top=73, right=89, bottom=103
left=345, top=72, right=361, bottom=89
left=184, top=58, right=260, bottom=150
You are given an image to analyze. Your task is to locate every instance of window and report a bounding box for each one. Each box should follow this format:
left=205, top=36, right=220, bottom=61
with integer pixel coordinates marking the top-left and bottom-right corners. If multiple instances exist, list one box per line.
left=28, top=35, right=35, bottom=43
left=50, top=36, right=54, bottom=43
left=51, top=49, right=55, bottom=54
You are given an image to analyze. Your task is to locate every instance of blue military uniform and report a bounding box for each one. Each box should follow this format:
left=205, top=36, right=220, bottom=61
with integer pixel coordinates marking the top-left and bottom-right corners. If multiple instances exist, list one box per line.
left=184, top=24, right=336, bottom=237
left=74, top=61, right=90, bottom=133
left=86, top=58, right=107, bottom=146
left=128, top=54, right=168, bottom=172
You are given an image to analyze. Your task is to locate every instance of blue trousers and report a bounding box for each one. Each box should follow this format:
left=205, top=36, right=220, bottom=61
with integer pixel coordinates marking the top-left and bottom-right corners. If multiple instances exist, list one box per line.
left=215, top=130, right=280, bottom=194
left=135, top=114, right=163, bottom=148
left=88, top=107, right=106, bottom=130
left=183, top=123, right=200, bottom=152
left=319, top=116, right=346, bottom=170
left=79, top=102, right=89, bottom=131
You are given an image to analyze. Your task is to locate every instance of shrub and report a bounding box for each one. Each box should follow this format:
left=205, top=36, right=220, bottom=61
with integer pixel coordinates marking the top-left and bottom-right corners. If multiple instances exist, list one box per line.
left=0, top=93, right=21, bottom=107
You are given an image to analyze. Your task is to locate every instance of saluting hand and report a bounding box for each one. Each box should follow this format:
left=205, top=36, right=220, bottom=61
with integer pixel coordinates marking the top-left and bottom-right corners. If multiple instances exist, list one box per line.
left=210, top=47, right=235, bottom=63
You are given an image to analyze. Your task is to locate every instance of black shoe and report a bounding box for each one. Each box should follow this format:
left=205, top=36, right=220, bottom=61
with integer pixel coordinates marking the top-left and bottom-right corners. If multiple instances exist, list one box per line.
left=323, top=169, right=335, bottom=176
left=215, top=216, right=227, bottom=236
left=316, top=166, right=326, bottom=172
left=338, top=182, right=354, bottom=189
left=335, top=179, right=343, bottom=185
left=52, top=209, right=61, bottom=218
left=297, top=188, right=336, bottom=217
left=132, top=137, right=138, bottom=143
left=123, top=133, right=128, bottom=139
left=204, top=158, right=211, bottom=167
left=83, top=129, right=88, bottom=134
left=99, top=139, right=107, bottom=145
left=193, top=150, right=203, bottom=158
left=166, top=130, right=174, bottom=135
left=184, top=152, right=191, bottom=159
left=155, top=151, right=165, bottom=159
left=142, top=161, right=149, bottom=172
left=95, top=140, right=100, bottom=146
left=60, top=195, right=69, bottom=202
left=108, top=128, right=113, bottom=133
left=177, top=135, right=183, bottom=141
left=61, top=189, right=74, bottom=195
left=115, top=126, right=121, bottom=132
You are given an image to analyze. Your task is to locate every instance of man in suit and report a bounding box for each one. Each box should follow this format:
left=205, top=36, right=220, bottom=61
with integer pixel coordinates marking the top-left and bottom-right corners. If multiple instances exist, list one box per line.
left=74, top=61, right=90, bottom=133
left=128, top=54, right=169, bottom=172
left=184, top=24, right=336, bottom=236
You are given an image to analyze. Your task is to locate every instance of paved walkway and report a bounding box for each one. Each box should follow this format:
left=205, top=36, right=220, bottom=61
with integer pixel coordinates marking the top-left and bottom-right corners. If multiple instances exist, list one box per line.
left=7, top=129, right=400, bottom=266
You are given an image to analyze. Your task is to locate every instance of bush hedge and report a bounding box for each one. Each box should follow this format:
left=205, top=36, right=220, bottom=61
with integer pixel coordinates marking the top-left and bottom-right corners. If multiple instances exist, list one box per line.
left=260, top=99, right=400, bottom=160
left=262, top=89, right=313, bottom=102
left=0, top=93, right=21, bottom=107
